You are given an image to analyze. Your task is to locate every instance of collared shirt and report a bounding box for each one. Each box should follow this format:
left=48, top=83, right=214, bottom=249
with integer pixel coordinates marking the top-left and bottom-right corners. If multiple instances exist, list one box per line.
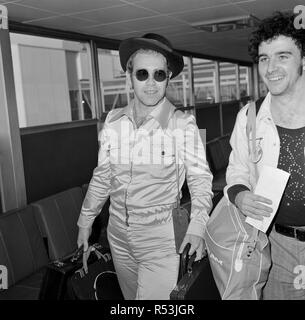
left=77, top=98, right=213, bottom=238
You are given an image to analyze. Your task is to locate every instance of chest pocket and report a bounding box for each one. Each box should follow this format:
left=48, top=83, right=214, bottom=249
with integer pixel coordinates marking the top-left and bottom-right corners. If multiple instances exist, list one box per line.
left=107, top=141, right=130, bottom=164
left=145, top=142, right=176, bottom=179
left=107, top=142, right=131, bottom=181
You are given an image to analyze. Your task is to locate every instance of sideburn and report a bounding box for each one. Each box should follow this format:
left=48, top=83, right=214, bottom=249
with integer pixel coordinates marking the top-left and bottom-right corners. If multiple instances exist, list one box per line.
left=299, top=64, right=303, bottom=76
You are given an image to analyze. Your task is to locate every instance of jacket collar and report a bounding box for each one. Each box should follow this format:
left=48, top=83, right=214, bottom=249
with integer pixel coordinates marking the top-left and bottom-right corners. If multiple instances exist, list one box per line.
left=108, top=97, right=176, bottom=130
left=108, top=101, right=134, bottom=123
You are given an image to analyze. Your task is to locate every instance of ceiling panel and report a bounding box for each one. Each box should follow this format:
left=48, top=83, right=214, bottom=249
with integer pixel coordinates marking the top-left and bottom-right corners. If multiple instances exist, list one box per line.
left=69, top=4, right=157, bottom=24
left=108, top=15, right=184, bottom=34
left=150, top=25, right=205, bottom=37
left=172, top=4, right=246, bottom=23
left=226, top=0, right=257, bottom=3
left=170, top=32, right=212, bottom=44
left=235, top=0, right=300, bottom=19
left=13, top=0, right=123, bottom=14
left=81, top=24, right=131, bottom=37
left=104, top=30, right=144, bottom=40
left=122, top=0, right=148, bottom=2
left=5, top=3, right=56, bottom=22
left=137, top=0, right=230, bottom=14
left=26, top=16, right=98, bottom=31
left=0, top=0, right=23, bottom=3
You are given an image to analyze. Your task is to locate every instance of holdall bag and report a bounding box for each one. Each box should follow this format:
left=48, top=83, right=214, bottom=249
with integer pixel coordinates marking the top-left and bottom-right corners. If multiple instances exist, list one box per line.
left=39, top=246, right=84, bottom=300
left=170, top=243, right=221, bottom=300
left=204, top=100, right=271, bottom=300
left=205, top=197, right=271, bottom=300
left=39, top=243, right=102, bottom=300
left=68, top=245, right=124, bottom=300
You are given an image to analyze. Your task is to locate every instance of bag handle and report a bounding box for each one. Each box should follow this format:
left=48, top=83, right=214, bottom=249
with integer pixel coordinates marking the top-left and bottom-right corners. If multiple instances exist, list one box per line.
left=179, top=242, right=207, bottom=279
left=178, top=243, right=191, bottom=280
left=81, top=243, right=108, bottom=273
left=70, top=245, right=84, bottom=263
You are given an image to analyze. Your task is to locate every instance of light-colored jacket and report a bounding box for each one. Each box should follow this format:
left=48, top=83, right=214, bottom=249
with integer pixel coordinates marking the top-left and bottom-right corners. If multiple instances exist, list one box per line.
left=77, top=98, right=213, bottom=238
left=225, top=93, right=280, bottom=197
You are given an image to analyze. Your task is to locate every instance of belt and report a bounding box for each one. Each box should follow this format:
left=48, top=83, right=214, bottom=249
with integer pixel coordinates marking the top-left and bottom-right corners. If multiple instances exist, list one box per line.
left=275, top=223, right=305, bottom=242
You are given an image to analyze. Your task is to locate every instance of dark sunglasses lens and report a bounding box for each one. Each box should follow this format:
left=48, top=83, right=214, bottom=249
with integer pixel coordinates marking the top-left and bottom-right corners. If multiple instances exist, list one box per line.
left=135, top=69, right=167, bottom=82
left=154, top=70, right=167, bottom=82
left=135, top=69, right=149, bottom=81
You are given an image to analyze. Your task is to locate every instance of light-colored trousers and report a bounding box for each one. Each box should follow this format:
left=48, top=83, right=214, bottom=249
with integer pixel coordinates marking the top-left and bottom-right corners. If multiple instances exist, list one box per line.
left=107, top=214, right=180, bottom=300
left=263, top=227, right=305, bottom=300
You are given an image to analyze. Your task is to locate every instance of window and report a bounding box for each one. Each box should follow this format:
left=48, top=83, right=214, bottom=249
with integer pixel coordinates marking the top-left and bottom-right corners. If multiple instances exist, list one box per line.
left=239, top=66, right=250, bottom=99
left=193, top=58, right=216, bottom=105
left=98, top=49, right=130, bottom=112
left=10, top=33, right=94, bottom=127
left=166, top=57, right=190, bottom=107
left=219, top=62, right=238, bottom=102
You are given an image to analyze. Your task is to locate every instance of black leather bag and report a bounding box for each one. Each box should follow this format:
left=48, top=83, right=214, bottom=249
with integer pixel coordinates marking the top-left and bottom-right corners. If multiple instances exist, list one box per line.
left=39, top=246, right=84, bottom=300
left=170, top=244, right=221, bottom=300
left=39, top=243, right=102, bottom=300
left=68, top=246, right=124, bottom=300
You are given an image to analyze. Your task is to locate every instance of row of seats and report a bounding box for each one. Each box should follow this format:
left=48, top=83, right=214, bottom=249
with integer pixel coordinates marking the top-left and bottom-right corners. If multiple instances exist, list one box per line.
left=0, top=186, right=109, bottom=300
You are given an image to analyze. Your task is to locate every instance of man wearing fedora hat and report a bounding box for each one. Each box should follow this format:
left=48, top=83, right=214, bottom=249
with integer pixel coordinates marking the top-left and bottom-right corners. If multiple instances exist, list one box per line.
left=77, top=33, right=213, bottom=299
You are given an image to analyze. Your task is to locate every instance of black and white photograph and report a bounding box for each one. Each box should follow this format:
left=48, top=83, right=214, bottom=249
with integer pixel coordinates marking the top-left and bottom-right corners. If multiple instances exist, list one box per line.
left=0, top=0, right=305, bottom=311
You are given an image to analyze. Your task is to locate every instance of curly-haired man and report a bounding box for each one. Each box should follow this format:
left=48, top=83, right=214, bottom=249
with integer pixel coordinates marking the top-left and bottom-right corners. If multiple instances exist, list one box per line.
left=225, top=11, right=305, bottom=299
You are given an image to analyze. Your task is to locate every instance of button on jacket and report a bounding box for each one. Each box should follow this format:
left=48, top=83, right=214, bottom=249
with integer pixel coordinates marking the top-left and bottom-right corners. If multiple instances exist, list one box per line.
left=78, top=97, right=213, bottom=238
left=225, top=93, right=280, bottom=197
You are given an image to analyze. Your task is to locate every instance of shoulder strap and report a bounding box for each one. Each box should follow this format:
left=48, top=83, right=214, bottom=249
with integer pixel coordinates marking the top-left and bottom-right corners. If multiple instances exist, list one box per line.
left=245, top=97, right=264, bottom=246
left=246, top=97, right=264, bottom=150
left=246, top=97, right=264, bottom=136
left=246, top=98, right=264, bottom=183
left=255, top=97, right=264, bottom=114
left=173, top=109, right=181, bottom=209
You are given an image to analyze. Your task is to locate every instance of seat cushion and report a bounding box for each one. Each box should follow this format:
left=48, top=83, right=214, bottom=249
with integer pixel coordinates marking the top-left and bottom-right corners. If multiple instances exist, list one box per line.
left=0, top=268, right=46, bottom=300
left=31, top=187, right=84, bottom=261
left=0, top=206, right=49, bottom=288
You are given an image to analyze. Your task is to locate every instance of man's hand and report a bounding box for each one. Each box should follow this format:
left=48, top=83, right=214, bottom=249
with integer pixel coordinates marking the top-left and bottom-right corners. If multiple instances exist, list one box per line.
left=77, top=226, right=92, bottom=273
left=179, top=234, right=206, bottom=262
left=235, top=190, right=273, bottom=220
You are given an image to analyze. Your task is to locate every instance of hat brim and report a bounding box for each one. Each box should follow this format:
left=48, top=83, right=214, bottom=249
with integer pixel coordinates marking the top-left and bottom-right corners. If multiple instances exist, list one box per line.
left=119, top=38, right=184, bottom=79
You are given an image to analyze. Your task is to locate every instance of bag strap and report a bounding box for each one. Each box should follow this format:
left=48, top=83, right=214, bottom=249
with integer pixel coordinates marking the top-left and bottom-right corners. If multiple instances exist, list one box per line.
left=173, top=110, right=181, bottom=211
left=245, top=99, right=264, bottom=248
left=246, top=101, right=259, bottom=181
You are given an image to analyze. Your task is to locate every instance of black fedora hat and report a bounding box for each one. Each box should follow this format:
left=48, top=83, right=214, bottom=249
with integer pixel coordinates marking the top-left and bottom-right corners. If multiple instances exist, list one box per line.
left=119, top=33, right=184, bottom=79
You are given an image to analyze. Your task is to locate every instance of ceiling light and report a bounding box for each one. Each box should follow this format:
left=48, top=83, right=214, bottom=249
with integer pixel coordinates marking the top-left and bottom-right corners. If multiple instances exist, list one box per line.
left=191, top=15, right=260, bottom=32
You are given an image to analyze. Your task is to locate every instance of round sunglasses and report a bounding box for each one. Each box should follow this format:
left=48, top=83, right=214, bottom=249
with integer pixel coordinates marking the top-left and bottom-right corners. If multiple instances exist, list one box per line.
left=134, top=69, right=168, bottom=82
